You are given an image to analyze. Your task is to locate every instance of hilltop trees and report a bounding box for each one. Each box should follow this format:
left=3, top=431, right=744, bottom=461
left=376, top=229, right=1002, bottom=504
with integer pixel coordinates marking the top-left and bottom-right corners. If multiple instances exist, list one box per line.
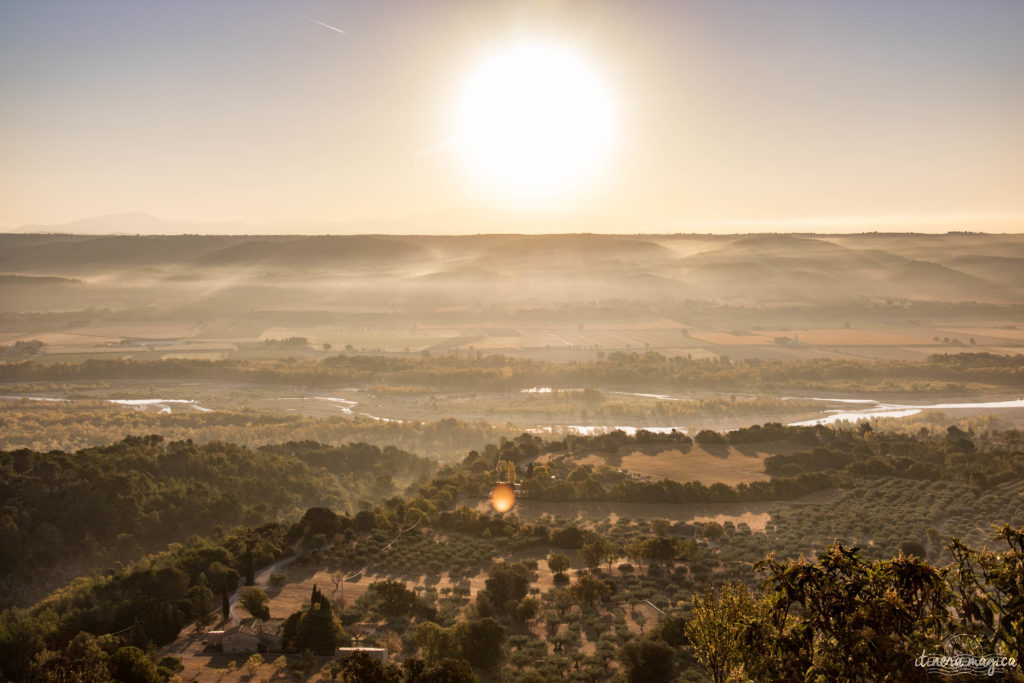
left=363, top=580, right=420, bottom=621
left=476, top=562, right=532, bottom=618
left=333, top=650, right=402, bottom=682
left=415, top=622, right=460, bottom=666
left=237, top=586, right=270, bottom=620
left=414, top=618, right=506, bottom=672
left=620, top=536, right=696, bottom=576
left=454, top=618, right=506, bottom=670
left=0, top=438, right=348, bottom=608
left=417, top=658, right=477, bottom=683
left=618, top=637, right=676, bottom=683
left=569, top=573, right=613, bottom=607
left=580, top=539, right=618, bottom=573
left=188, top=585, right=215, bottom=632
left=547, top=553, right=570, bottom=581
left=108, top=646, right=163, bottom=683
left=283, top=585, right=345, bottom=655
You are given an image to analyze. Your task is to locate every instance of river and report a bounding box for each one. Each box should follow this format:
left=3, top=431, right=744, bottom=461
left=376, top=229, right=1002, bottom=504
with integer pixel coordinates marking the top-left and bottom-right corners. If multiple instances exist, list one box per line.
left=3, top=386, right=1022, bottom=430
left=786, top=397, right=1024, bottom=427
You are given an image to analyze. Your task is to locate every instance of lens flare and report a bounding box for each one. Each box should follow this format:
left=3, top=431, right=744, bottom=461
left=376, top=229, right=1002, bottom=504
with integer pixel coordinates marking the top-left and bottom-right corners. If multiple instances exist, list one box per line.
left=489, top=483, right=516, bottom=512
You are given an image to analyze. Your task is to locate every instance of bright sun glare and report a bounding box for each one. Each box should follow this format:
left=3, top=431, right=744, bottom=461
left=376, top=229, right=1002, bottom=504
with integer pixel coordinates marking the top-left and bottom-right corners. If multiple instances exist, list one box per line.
left=454, top=42, right=615, bottom=200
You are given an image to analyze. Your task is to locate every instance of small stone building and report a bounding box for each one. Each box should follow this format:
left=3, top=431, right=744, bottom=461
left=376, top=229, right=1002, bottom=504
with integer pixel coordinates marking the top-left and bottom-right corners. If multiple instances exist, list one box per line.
left=209, top=619, right=283, bottom=654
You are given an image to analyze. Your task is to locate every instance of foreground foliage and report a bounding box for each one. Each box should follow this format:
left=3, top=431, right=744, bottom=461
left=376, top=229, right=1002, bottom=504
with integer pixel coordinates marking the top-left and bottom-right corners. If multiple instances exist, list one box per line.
left=0, top=423, right=1021, bottom=680
left=687, top=526, right=1023, bottom=681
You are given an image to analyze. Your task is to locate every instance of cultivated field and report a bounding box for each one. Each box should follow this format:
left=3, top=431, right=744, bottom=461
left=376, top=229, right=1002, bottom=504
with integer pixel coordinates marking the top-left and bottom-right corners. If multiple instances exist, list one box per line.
left=558, top=442, right=806, bottom=486
left=615, top=446, right=771, bottom=485
left=162, top=534, right=686, bottom=682
left=6, top=317, right=1023, bottom=363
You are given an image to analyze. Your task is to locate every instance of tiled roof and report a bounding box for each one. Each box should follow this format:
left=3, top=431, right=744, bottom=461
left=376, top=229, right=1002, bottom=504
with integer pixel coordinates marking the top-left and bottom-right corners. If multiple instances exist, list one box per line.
left=235, top=618, right=284, bottom=637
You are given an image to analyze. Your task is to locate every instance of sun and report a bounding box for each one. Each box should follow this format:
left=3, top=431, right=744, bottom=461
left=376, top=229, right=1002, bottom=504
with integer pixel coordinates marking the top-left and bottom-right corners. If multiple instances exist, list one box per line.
left=453, top=42, right=615, bottom=200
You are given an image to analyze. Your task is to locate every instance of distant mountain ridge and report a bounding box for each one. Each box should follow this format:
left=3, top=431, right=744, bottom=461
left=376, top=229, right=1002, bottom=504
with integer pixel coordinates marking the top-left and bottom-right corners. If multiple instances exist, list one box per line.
left=5, top=209, right=630, bottom=237
left=1, top=230, right=1023, bottom=313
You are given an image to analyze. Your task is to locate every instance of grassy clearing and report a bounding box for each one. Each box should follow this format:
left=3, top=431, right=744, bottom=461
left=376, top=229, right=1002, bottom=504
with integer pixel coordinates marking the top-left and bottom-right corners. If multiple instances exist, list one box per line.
left=690, top=332, right=773, bottom=345
left=616, top=446, right=771, bottom=485
left=563, top=442, right=804, bottom=486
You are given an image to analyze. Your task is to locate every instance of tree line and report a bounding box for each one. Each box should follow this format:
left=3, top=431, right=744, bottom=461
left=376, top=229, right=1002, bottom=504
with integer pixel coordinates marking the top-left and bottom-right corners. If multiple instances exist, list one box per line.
left=2, top=350, right=1023, bottom=390
left=0, top=401, right=510, bottom=459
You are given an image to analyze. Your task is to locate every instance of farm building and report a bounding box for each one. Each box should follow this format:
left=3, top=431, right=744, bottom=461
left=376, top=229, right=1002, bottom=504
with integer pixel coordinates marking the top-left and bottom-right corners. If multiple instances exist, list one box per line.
left=208, top=619, right=284, bottom=654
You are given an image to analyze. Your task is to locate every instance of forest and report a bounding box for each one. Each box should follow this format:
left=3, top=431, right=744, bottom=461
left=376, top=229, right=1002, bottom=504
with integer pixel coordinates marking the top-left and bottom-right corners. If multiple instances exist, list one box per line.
left=0, top=438, right=436, bottom=609
left=1, top=423, right=1021, bottom=681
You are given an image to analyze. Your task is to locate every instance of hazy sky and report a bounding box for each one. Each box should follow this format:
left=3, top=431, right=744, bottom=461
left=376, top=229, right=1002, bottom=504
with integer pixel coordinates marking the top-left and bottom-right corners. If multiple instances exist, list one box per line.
left=1, top=0, right=1022, bottom=232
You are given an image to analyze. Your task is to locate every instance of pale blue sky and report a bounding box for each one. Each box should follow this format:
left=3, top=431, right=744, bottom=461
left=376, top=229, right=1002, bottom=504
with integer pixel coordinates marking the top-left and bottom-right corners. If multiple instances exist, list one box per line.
left=1, top=0, right=1022, bottom=231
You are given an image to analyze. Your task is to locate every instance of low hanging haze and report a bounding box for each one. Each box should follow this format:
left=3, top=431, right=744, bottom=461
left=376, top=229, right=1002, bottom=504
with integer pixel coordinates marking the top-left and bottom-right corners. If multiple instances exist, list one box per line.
left=1, top=0, right=1022, bottom=234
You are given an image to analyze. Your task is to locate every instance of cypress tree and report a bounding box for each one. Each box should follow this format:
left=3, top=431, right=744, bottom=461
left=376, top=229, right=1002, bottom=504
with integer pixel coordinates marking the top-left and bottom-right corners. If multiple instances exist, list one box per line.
left=245, top=547, right=255, bottom=586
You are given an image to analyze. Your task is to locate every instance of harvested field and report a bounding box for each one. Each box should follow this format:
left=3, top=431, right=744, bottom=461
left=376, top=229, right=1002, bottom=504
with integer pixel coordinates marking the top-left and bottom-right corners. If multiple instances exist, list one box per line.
left=561, top=442, right=803, bottom=485
left=689, top=332, right=773, bottom=345
left=759, top=328, right=934, bottom=345
left=617, top=446, right=770, bottom=485
left=934, top=326, right=1024, bottom=341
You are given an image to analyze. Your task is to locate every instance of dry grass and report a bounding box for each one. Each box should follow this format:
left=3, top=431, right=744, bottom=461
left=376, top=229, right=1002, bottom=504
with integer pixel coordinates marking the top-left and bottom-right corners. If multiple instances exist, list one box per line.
left=18, top=318, right=1021, bottom=360
left=565, top=442, right=803, bottom=486
left=42, top=345, right=136, bottom=354
left=689, top=511, right=772, bottom=530
left=266, top=566, right=400, bottom=618
left=617, top=446, right=770, bottom=485
left=458, top=336, right=527, bottom=350
left=689, top=332, right=773, bottom=345
left=759, top=328, right=936, bottom=345
left=935, top=326, right=1024, bottom=341
left=74, top=324, right=201, bottom=338
left=14, top=332, right=122, bottom=345
left=159, top=631, right=300, bottom=683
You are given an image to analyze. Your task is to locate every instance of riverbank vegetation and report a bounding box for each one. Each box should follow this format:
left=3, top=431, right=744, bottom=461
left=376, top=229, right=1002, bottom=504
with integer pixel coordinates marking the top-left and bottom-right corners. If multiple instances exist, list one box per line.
left=421, top=391, right=822, bottom=424
left=3, top=351, right=1023, bottom=392
left=0, top=399, right=510, bottom=457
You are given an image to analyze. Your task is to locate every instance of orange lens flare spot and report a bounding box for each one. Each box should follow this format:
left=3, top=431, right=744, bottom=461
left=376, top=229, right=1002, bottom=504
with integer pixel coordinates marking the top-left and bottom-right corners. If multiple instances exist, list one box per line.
left=489, top=483, right=516, bottom=512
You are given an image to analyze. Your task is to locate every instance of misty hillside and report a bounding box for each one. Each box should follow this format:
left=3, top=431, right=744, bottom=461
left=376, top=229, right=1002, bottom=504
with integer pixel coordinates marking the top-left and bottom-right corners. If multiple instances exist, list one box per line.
left=2, top=229, right=1024, bottom=364
left=190, top=235, right=432, bottom=270
left=472, top=234, right=676, bottom=268
left=3, top=231, right=1024, bottom=309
